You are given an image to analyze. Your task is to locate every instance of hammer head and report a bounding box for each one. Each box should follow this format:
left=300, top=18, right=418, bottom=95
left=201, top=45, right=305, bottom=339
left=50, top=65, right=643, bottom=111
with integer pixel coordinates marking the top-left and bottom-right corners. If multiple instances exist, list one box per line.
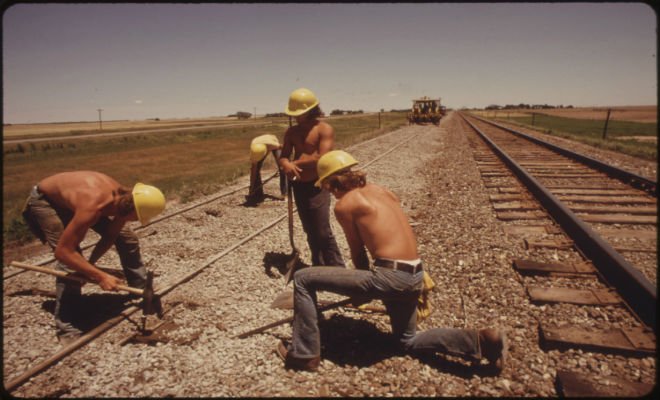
left=142, top=270, right=163, bottom=318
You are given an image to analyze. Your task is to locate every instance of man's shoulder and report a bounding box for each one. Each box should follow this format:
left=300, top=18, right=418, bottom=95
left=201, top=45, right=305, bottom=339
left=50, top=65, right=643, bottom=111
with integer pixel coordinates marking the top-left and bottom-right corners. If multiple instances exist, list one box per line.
left=316, top=120, right=333, bottom=133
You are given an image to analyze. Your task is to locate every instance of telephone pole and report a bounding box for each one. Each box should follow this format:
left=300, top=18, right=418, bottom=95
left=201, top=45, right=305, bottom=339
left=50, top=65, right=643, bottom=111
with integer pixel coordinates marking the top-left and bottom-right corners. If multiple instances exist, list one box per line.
left=97, top=109, right=103, bottom=130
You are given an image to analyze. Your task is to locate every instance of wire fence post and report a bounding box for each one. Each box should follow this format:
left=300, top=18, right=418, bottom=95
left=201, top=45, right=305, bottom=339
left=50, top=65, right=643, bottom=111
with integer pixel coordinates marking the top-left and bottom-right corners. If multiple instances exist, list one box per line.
left=378, top=112, right=381, bottom=129
left=531, top=112, right=536, bottom=126
left=602, top=108, right=612, bottom=139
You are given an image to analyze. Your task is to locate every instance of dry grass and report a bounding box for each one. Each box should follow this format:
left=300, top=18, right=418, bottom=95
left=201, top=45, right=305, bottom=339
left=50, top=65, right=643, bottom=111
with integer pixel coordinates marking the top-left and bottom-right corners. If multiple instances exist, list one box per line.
left=3, top=116, right=245, bottom=137
left=2, top=112, right=408, bottom=243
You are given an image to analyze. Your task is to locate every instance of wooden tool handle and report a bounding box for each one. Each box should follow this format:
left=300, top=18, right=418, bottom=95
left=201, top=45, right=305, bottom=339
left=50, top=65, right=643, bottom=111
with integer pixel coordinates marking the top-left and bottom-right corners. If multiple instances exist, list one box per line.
left=10, top=261, right=143, bottom=296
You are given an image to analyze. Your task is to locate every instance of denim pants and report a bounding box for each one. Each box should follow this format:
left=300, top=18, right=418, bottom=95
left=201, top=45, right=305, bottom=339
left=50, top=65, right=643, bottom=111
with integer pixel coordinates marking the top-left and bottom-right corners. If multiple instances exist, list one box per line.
left=249, top=150, right=286, bottom=198
left=289, top=266, right=480, bottom=361
left=23, top=186, right=147, bottom=336
left=291, top=181, right=345, bottom=267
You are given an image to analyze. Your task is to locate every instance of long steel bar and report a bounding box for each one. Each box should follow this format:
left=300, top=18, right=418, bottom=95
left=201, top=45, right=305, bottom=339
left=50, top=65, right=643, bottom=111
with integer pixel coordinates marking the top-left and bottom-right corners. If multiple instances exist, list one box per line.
left=461, top=114, right=656, bottom=330
left=4, top=128, right=420, bottom=393
left=470, top=114, right=657, bottom=195
left=5, top=303, right=143, bottom=391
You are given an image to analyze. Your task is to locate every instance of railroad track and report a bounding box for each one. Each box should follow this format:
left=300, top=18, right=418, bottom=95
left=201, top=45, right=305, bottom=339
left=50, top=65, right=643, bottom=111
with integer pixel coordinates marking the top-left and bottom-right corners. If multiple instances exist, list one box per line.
left=2, top=127, right=422, bottom=393
left=458, top=112, right=656, bottom=396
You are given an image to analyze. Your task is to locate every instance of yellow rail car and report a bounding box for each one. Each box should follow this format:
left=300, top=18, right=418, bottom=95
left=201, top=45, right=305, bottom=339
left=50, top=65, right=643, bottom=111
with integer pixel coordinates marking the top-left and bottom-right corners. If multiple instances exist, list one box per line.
left=407, top=97, right=445, bottom=125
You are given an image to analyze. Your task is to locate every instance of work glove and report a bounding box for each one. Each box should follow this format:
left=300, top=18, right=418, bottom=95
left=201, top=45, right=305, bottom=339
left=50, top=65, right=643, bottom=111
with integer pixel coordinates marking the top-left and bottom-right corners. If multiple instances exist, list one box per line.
left=416, top=271, right=436, bottom=323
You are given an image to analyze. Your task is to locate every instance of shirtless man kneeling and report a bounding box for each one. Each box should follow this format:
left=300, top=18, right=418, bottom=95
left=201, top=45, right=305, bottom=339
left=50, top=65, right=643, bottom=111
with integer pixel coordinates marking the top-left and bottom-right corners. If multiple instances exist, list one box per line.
left=276, top=150, right=506, bottom=373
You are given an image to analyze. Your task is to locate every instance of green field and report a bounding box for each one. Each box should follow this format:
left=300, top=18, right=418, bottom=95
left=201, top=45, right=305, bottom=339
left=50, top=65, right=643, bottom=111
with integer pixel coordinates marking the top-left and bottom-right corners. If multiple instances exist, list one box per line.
left=3, top=112, right=408, bottom=243
left=497, top=114, right=657, bottom=160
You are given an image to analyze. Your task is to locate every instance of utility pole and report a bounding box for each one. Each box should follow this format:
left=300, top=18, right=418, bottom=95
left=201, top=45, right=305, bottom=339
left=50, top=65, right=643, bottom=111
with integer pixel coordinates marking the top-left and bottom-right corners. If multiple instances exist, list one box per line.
left=97, top=109, right=103, bottom=130
left=602, top=108, right=612, bottom=139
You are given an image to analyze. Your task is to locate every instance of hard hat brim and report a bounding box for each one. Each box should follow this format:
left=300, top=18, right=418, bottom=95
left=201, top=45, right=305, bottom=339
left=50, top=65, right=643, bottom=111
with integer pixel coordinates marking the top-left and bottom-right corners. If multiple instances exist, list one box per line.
left=314, top=163, right=357, bottom=188
left=285, top=100, right=319, bottom=117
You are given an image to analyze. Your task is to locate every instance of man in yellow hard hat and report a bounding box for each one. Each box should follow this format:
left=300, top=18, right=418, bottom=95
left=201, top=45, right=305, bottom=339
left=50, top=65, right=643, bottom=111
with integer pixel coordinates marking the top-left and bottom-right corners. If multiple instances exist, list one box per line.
left=247, top=134, right=286, bottom=205
left=278, top=88, right=345, bottom=267
left=21, top=171, right=166, bottom=344
left=276, top=151, right=506, bottom=374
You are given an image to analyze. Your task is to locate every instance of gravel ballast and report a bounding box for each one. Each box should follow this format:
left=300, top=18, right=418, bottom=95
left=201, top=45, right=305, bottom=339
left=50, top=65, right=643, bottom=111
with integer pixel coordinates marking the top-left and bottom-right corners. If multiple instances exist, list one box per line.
left=3, top=112, right=655, bottom=397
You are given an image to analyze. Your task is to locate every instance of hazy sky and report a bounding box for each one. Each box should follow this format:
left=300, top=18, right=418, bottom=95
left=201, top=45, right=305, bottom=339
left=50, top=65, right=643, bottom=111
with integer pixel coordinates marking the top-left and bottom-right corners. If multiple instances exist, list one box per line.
left=2, top=2, right=657, bottom=123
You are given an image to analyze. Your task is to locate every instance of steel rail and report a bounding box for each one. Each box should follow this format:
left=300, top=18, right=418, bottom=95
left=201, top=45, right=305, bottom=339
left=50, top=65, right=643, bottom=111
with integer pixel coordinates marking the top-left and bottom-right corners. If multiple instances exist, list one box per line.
left=4, top=127, right=423, bottom=393
left=460, top=113, right=656, bottom=330
left=469, top=114, right=657, bottom=196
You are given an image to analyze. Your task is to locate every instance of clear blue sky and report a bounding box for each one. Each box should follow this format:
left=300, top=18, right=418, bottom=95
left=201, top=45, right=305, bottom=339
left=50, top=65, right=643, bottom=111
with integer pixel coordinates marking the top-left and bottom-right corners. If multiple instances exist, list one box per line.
left=2, top=3, right=657, bottom=123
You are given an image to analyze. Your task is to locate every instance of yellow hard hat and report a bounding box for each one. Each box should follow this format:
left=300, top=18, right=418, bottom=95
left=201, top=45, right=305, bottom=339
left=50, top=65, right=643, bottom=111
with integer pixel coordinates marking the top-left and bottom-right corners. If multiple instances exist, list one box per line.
left=315, top=150, right=359, bottom=187
left=250, top=143, right=268, bottom=163
left=132, top=183, right=166, bottom=225
left=251, top=134, right=280, bottom=148
left=285, top=88, right=319, bottom=116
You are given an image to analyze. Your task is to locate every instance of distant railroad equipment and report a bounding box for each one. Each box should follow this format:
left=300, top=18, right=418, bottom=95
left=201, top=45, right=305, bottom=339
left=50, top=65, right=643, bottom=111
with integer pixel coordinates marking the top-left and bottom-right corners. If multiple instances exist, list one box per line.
left=407, top=97, right=445, bottom=125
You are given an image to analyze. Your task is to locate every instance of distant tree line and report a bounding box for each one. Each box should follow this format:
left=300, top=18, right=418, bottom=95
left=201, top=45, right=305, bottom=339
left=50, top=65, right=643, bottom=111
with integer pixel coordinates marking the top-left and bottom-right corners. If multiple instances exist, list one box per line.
left=329, top=109, right=364, bottom=115
left=483, top=103, right=574, bottom=110
left=228, top=111, right=253, bottom=119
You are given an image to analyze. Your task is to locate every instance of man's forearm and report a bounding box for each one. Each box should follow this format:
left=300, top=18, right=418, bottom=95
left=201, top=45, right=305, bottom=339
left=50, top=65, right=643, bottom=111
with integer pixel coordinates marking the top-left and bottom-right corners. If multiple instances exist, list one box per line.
left=55, top=248, right=106, bottom=282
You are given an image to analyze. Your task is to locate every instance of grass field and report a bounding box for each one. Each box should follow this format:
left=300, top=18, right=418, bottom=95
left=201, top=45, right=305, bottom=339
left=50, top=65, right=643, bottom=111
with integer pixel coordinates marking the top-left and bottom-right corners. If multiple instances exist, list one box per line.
left=470, top=106, right=657, bottom=161
left=494, top=113, right=657, bottom=161
left=3, top=112, right=408, bottom=243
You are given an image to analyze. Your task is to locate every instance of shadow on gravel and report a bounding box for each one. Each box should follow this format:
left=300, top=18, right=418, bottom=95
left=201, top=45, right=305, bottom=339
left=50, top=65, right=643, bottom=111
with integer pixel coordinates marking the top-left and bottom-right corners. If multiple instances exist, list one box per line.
left=263, top=251, right=310, bottom=279
left=319, top=314, right=398, bottom=368
left=319, top=314, right=499, bottom=378
left=40, top=293, right=137, bottom=332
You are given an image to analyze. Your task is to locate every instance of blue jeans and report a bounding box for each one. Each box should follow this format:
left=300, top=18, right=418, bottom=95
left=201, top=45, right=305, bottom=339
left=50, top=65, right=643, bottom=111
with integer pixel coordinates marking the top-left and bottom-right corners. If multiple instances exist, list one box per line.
left=23, top=186, right=147, bottom=337
left=289, top=266, right=481, bottom=361
left=291, top=181, right=345, bottom=267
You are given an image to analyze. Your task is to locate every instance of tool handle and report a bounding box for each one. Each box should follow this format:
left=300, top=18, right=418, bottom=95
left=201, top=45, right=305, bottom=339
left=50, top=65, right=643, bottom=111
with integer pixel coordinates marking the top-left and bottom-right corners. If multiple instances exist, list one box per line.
left=10, top=261, right=143, bottom=296
left=287, top=178, right=296, bottom=249
left=235, top=298, right=353, bottom=339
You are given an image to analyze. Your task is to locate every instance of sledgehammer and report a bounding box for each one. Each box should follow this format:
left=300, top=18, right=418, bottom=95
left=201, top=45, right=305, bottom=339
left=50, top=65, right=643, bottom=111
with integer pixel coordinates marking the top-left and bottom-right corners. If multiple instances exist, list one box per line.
left=10, top=261, right=162, bottom=318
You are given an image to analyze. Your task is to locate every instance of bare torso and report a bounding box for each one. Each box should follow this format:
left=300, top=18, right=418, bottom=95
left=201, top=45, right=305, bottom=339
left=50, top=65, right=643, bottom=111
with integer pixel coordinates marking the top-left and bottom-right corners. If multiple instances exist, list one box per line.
left=335, top=183, right=418, bottom=262
left=281, top=120, right=335, bottom=182
left=36, top=171, right=135, bottom=289
left=38, top=171, right=122, bottom=216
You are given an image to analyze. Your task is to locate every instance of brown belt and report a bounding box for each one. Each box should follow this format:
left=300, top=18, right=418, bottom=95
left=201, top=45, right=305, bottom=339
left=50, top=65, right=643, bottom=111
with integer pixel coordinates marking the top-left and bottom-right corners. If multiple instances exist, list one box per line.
left=373, top=258, right=423, bottom=274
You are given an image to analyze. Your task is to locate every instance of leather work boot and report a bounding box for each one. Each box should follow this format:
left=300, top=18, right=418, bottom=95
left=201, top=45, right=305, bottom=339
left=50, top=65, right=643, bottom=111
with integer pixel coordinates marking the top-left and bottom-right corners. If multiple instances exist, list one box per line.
left=276, top=340, right=320, bottom=372
left=478, top=328, right=507, bottom=373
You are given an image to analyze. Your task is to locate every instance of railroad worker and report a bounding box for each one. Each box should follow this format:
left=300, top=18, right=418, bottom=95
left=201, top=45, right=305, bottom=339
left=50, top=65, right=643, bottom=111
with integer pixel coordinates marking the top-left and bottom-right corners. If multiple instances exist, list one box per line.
left=246, top=134, right=286, bottom=205
left=21, top=171, right=166, bottom=344
left=276, top=150, right=506, bottom=373
left=278, top=87, right=345, bottom=267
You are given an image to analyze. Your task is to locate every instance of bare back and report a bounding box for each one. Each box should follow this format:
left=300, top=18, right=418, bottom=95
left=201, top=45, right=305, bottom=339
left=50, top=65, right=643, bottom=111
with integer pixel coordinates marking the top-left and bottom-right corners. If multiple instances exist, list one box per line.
left=334, top=183, right=418, bottom=262
left=38, top=171, right=122, bottom=216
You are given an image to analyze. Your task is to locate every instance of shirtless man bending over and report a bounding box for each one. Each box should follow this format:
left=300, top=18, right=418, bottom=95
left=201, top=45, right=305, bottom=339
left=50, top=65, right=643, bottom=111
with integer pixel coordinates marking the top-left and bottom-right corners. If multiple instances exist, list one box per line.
left=22, top=171, right=165, bottom=342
